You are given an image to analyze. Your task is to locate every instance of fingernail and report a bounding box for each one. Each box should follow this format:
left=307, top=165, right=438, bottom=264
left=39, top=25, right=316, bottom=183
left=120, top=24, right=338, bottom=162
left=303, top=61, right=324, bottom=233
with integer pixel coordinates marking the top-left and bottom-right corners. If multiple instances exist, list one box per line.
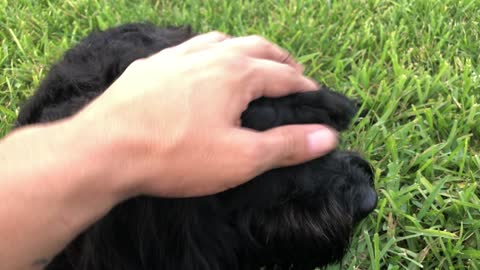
left=307, top=127, right=338, bottom=155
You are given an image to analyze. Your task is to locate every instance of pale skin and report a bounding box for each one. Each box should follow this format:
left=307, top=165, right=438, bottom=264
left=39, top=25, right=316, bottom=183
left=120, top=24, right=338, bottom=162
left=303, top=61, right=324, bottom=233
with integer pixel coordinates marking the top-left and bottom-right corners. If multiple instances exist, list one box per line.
left=0, top=32, right=338, bottom=270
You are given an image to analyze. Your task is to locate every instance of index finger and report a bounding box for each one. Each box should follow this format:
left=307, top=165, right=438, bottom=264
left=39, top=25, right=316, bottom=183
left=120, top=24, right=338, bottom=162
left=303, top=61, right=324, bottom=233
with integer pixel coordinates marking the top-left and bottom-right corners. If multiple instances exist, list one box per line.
left=170, top=31, right=231, bottom=54
left=246, top=58, right=318, bottom=99
left=218, top=35, right=304, bottom=72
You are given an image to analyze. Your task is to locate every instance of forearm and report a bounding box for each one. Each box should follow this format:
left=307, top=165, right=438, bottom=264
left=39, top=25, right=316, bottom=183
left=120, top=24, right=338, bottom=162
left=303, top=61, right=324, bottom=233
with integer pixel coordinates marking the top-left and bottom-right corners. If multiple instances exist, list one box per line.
left=0, top=119, right=125, bottom=270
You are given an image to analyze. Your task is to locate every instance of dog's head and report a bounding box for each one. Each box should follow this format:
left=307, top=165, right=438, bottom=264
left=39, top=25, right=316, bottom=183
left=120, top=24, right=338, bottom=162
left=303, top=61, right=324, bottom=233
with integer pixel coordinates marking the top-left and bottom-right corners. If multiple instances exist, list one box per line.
left=219, top=92, right=377, bottom=268
left=15, top=23, right=377, bottom=270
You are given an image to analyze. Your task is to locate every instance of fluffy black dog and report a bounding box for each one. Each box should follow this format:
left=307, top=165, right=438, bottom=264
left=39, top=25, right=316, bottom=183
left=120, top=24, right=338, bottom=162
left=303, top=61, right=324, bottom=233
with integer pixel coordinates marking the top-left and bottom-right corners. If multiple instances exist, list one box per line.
left=15, top=23, right=377, bottom=270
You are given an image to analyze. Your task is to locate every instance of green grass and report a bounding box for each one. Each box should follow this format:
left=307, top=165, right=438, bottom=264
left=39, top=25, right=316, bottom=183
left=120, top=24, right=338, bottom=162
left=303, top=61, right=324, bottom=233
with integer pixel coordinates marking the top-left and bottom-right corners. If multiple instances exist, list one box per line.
left=1, top=0, right=479, bottom=269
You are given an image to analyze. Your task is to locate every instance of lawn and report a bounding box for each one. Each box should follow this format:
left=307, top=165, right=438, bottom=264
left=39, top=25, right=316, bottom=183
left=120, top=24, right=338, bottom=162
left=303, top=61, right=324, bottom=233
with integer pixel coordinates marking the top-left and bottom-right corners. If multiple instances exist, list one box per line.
left=1, top=0, right=479, bottom=269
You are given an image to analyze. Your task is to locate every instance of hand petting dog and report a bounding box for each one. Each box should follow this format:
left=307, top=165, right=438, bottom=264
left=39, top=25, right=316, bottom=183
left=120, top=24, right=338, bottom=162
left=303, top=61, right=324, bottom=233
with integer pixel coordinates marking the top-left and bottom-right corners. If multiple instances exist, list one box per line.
left=77, top=31, right=338, bottom=198
left=1, top=30, right=337, bottom=270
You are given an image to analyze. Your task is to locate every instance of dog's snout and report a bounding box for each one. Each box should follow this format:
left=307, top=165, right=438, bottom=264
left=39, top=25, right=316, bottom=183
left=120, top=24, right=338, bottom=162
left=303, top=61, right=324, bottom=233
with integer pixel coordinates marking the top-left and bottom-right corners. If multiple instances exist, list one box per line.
left=330, top=151, right=377, bottom=220
left=354, top=186, right=377, bottom=220
left=332, top=151, right=374, bottom=183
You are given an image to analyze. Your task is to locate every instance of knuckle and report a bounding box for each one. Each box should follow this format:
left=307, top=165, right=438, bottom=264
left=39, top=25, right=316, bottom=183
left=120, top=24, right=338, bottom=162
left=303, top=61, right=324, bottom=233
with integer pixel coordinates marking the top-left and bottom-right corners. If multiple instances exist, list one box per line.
left=240, top=140, right=265, bottom=178
left=284, top=64, right=297, bottom=75
left=248, top=35, right=267, bottom=45
left=250, top=35, right=272, bottom=50
left=243, top=140, right=262, bottom=160
left=277, top=128, right=299, bottom=162
left=220, top=51, right=248, bottom=70
left=148, top=47, right=177, bottom=60
left=208, top=31, right=227, bottom=39
left=159, top=46, right=178, bottom=56
left=127, top=58, right=146, bottom=70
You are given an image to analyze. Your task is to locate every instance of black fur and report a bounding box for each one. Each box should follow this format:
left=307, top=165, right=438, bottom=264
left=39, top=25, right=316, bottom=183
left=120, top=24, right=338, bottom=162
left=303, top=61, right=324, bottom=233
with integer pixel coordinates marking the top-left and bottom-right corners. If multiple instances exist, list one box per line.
left=15, top=23, right=377, bottom=270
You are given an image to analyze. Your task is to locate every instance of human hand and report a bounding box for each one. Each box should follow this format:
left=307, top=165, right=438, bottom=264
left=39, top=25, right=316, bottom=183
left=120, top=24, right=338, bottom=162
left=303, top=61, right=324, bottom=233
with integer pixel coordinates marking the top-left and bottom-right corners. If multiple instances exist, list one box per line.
left=74, top=32, right=338, bottom=198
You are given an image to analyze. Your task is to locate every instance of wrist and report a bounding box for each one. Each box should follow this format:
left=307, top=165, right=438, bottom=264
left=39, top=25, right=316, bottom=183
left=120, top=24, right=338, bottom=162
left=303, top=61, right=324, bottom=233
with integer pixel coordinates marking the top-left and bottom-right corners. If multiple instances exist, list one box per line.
left=0, top=118, right=127, bottom=268
left=36, top=119, right=121, bottom=231
left=55, top=114, right=133, bottom=207
left=19, top=116, right=131, bottom=234
left=66, top=111, right=151, bottom=201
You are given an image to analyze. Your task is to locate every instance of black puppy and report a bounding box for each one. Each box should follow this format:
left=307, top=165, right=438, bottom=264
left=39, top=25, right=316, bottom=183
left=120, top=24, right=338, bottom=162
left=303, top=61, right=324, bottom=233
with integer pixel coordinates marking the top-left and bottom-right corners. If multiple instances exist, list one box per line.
left=15, top=23, right=377, bottom=270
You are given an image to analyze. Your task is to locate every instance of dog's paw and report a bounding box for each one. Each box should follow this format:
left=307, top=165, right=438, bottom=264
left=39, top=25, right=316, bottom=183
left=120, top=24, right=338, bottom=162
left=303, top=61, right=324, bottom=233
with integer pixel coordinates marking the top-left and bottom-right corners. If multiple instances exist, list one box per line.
left=241, top=86, right=357, bottom=131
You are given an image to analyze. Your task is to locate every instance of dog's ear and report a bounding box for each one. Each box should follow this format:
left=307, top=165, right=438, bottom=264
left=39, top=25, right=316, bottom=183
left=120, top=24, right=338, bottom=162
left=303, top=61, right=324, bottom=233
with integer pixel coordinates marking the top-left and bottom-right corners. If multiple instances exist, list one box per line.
left=241, top=86, right=357, bottom=131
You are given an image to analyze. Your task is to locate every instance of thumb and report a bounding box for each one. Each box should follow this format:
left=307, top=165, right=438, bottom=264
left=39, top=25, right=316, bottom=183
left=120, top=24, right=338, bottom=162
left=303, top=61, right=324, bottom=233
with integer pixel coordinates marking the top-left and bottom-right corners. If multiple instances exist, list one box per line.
left=255, top=124, right=338, bottom=169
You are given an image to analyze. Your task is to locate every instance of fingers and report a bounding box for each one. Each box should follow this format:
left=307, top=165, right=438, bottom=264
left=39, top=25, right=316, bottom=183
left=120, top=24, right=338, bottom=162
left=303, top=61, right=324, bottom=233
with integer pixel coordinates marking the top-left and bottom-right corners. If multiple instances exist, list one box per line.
left=219, top=35, right=304, bottom=72
left=154, top=31, right=319, bottom=103
left=164, top=31, right=304, bottom=73
left=170, top=31, right=231, bottom=54
left=246, top=59, right=318, bottom=99
left=177, top=33, right=304, bottom=72
left=233, top=125, right=338, bottom=179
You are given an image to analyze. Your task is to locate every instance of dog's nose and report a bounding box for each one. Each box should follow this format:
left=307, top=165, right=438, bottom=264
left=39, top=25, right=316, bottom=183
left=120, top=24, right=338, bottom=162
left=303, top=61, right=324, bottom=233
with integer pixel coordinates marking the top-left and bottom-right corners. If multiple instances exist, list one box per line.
left=332, top=151, right=377, bottom=220
left=349, top=155, right=377, bottom=220
left=353, top=186, right=377, bottom=220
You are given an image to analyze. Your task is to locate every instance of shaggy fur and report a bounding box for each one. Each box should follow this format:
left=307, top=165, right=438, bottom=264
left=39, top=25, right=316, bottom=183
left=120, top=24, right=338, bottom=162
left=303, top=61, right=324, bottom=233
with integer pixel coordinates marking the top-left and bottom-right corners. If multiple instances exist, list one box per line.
left=15, top=23, right=377, bottom=270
